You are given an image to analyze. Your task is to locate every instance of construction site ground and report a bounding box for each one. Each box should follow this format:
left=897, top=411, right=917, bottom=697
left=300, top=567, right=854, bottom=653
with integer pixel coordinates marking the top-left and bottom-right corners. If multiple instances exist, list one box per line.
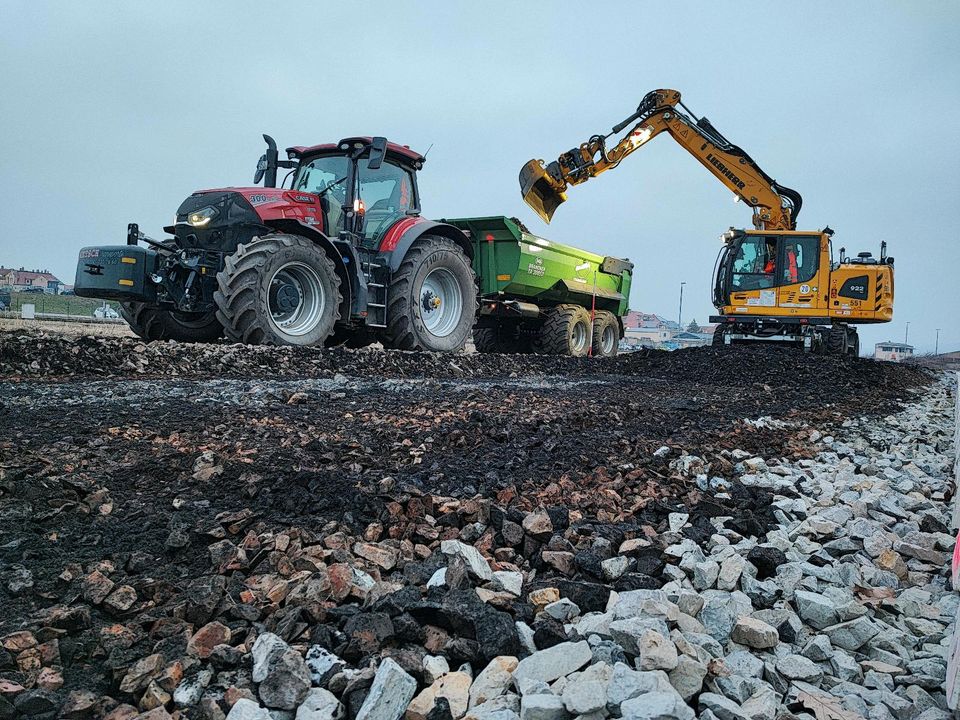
left=0, top=329, right=948, bottom=718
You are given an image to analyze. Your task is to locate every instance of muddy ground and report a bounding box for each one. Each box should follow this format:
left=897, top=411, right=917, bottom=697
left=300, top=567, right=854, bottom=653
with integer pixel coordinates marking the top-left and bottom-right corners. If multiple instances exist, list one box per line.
left=0, top=331, right=933, bottom=712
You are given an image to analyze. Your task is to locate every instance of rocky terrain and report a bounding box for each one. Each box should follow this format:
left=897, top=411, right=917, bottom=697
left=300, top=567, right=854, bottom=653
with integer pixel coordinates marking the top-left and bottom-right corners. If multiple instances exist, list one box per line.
left=0, top=330, right=953, bottom=720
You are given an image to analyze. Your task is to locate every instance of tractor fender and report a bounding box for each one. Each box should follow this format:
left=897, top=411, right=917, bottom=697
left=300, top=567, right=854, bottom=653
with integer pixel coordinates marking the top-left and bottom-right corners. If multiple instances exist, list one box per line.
left=264, top=219, right=353, bottom=320
left=379, top=218, right=473, bottom=272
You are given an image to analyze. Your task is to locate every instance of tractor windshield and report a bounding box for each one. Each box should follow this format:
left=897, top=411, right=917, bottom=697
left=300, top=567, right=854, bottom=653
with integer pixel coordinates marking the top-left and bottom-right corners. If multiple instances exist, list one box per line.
left=294, top=155, right=350, bottom=196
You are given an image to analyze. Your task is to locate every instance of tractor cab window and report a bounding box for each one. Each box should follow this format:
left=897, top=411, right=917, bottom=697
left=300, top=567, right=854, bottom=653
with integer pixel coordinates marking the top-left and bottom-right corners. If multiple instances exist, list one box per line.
left=358, top=160, right=417, bottom=240
left=731, top=235, right=777, bottom=291
left=293, top=154, right=350, bottom=234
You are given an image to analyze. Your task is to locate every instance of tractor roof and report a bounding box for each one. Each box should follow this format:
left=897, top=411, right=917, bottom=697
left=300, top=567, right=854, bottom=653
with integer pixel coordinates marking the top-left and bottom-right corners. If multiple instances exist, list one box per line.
left=287, top=137, right=425, bottom=165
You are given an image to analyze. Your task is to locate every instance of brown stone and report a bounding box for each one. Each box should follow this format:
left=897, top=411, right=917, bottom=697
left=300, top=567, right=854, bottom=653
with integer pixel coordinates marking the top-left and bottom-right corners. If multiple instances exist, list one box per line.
left=224, top=686, right=257, bottom=706
left=133, top=708, right=173, bottom=720
left=155, top=661, right=183, bottom=692
left=82, top=569, right=116, bottom=604
left=522, top=509, right=553, bottom=536
left=541, top=551, right=576, bottom=575
left=36, top=666, right=63, bottom=691
left=188, top=622, right=231, bottom=659
left=16, top=646, right=41, bottom=671
left=1, top=630, right=37, bottom=652
left=61, top=689, right=100, bottom=718
left=406, top=671, right=471, bottom=720
left=103, top=705, right=139, bottom=720
left=528, top=587, right=560, bottom=609
left=139, top=681, right=171, bottom=711
left=877, top=549, right=909, bottom=579
left=353, top=542, right=400, bottom=570
left=423, top=625, right=451, bottom=654
left=104, top=585, right=138, bottom=614
left=119, top=653, right=165, bottom=694
left=327, top=563, right=353, bottom=601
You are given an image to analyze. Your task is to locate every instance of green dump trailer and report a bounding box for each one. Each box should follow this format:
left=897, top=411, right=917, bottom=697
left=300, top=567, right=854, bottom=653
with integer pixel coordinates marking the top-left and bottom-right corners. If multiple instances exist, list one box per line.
left=449, top=216, right=633, bottom=356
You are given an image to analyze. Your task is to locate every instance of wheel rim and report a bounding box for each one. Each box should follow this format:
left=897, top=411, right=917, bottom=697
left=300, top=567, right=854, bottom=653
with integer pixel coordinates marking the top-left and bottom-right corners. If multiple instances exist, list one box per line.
left=571, top=321, right=588, bottom=354
left=601, top=325, right=616, bottom=354
left=268, top=261, right=326, bottom=337
left=419, top=268, right=463, bottom=338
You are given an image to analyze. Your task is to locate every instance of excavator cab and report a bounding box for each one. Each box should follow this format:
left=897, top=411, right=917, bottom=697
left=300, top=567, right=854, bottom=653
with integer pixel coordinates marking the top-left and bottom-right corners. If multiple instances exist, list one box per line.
left=519, top=159, right=566, bottom=223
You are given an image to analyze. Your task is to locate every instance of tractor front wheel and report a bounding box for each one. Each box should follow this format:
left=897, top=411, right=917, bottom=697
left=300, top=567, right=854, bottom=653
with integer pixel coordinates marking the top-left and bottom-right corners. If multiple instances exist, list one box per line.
left=215, top=234, right=341, bottom=346
left=384, top=236, right=476, bottom=352
left=119, top=302, right=223, bottom=343
left=540, top=304, right=592, bottom=356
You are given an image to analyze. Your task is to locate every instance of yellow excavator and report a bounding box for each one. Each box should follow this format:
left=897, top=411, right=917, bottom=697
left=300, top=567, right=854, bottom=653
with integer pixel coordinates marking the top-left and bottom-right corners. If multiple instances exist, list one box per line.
left=519, top=89, right=894, bottom=355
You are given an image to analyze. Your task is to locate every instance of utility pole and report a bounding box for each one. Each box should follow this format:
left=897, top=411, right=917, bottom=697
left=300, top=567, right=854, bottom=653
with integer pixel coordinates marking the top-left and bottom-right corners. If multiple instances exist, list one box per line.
left=904, top=322, right=910, bottom=345
left=678, top=282, right=686, bottom=337
left=935, top=328, right=940, bottom=356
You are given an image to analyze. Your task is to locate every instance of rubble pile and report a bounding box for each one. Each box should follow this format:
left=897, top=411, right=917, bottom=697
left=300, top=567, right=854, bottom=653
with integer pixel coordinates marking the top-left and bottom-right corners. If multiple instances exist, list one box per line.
left=0, top=330, right=951, bottom=720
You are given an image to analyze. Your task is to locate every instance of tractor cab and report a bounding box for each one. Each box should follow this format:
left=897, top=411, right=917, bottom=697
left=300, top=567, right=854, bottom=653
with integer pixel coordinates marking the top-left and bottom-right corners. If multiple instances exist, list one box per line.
left=257, top=135, right=425, bottom=246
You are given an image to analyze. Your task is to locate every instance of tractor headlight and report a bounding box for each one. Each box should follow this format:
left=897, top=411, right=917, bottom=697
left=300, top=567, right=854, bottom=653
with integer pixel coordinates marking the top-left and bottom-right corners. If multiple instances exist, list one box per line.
left=187, top=206, right=218, bottom=227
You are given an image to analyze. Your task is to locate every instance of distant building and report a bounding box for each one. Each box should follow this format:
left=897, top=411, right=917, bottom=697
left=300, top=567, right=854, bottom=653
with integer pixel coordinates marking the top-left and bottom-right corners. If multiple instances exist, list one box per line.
left=622, top=311, right=714, bottom=350
left=0, top=267, right=63, bottom=294
left=874, top=341, right=914, bottom=362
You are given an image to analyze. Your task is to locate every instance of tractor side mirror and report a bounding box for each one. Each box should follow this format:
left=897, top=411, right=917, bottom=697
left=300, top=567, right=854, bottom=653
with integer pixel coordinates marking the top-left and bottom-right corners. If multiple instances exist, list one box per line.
left=254, top=154, right=268, bottom=184
left=367, top=136, right=388, bottom=170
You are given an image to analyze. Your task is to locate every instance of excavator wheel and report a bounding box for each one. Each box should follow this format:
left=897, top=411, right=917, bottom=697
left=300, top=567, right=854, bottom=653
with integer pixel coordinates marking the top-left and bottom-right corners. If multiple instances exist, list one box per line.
left=826, top=324, right=850, bottom=356
left=848, top=328, right=860, bottom=358
left=540, top=304, right=592, bottom=357
left=591, top=311, right=620, bottom=357
left=712, top=325, right=728, bottom=347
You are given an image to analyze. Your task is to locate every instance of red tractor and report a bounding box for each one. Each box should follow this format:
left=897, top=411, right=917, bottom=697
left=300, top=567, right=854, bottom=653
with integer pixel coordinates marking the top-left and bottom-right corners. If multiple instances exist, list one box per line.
left=75, top=136, right=477, bottom=351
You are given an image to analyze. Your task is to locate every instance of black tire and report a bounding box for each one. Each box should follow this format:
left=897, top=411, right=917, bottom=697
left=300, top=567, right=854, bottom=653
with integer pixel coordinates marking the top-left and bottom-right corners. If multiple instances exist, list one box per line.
left=591, top=311, right=620, bottom=357
left=848, top=329, right=860, bottom=357
left=473, top=326, right=532, bottom=354
left=325, top=325, right=377, bottom=349
left=540, top=304, right=592, bottom=356
left=214, top=234, right=341, bottom=346
left=384, top=236, right=477, bottom=352
left=827, top=324, right=849, bottom=356
left=119, top=302, right=223, bottom=343
left=712, top=325, right=727, bottom=347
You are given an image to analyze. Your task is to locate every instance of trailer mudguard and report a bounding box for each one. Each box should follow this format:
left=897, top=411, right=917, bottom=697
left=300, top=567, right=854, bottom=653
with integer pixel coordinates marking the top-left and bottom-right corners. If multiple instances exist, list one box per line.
left=378, top=218, right=473, bottom=272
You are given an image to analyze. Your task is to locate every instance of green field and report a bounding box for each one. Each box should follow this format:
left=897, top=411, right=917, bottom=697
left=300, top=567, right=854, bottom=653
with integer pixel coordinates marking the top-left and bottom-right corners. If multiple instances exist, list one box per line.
left=2, top=291, right=121, bottom=317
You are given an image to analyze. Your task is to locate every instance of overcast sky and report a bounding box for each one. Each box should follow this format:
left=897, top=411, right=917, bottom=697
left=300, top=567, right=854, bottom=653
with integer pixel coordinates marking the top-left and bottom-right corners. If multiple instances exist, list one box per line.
left=1, top=1, right=958, bottom=352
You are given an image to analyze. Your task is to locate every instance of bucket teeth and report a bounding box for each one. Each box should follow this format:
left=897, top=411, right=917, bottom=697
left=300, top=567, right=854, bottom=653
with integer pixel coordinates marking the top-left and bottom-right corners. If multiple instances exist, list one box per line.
left=519, top=159, right=566, bottom=224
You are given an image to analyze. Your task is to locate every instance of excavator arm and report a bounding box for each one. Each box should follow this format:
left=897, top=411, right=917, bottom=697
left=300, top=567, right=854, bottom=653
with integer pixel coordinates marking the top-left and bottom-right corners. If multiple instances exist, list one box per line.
left=520, top=89, right=802, bottom=230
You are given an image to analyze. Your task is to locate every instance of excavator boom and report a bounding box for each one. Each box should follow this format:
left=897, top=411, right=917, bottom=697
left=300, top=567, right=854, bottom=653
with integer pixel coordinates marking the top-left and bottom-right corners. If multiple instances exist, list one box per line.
left=520, top=89, right=802, bottom=230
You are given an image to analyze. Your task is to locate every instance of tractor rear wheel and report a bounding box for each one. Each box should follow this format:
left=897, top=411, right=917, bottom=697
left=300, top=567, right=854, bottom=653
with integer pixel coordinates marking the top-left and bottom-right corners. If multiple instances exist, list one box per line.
left=384, top=236, right=476, bottom=352
left=119, top=302, right=223, bottom=343
left=540, top=304, right=592, bottom=356
left=826, top=324, right=849, bottom=356
left=215, top=234, right=341, bottom=346
left=591, top=311, right=619, bottom=357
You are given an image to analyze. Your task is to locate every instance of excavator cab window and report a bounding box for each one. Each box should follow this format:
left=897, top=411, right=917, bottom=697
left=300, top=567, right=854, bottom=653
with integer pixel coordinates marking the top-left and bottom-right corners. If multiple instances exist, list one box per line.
left=730, top=235, right=778, bottom=291
left=780, top=236, right=819, bottom=285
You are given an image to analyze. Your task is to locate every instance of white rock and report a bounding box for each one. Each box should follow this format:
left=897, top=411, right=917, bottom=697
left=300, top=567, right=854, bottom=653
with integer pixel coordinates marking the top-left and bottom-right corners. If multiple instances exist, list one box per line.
left=227, top=699, right=272, bottom=720
left=469, top=656, right=519, bottom=708
left=296, top=688, right=345, bottom=720
left=634, top=630, right=679, bottom=671
left=621, top=691, right=694, bottom=720
left=355, top=658, right=417, bottom=720
left=513, top=641, right=592, bottom=686
left=424, top=655, right=451, bottom=684
left=562, top=678, right=606, bottom=715
left=427, top=568, right=447, bottom=588
left=493, top=571, right=524, bottom=596
left=441, top=540, right=493, bottom=581
left=520, top=694, right=566, bottom=720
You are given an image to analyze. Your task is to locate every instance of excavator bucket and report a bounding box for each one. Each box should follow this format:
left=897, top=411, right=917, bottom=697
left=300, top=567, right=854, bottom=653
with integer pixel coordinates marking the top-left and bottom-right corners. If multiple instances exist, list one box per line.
left=519, top=159, right=567, bottom=224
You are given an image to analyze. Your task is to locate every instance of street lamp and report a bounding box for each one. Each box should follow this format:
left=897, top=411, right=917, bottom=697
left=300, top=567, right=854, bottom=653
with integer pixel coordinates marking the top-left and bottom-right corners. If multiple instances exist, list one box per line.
left=678, top=282, right=686, bottom=335
left=935, top=328, right=940, bottom=356
left=904, top=322, right=910, bottom=345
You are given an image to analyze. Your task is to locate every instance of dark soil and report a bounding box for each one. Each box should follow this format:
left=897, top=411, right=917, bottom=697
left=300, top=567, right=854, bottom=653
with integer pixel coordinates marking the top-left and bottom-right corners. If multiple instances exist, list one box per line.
left=0, top=331, right=931, bottom=713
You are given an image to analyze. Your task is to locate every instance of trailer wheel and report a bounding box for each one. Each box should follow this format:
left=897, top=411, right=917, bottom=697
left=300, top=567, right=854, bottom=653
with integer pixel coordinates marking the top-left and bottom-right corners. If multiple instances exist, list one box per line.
left=826, top=324, right=850, bottom=356
left=119, top=302, right=223, bottom=343
left=591, top=311, right=619, bottom=357
left=473, top=326, right=532, bottom=354
left=540, top=304, right=592, bottom=356
left=384, top=236, right=476, bottom=352
left=215, top=234, right=341, bottom=346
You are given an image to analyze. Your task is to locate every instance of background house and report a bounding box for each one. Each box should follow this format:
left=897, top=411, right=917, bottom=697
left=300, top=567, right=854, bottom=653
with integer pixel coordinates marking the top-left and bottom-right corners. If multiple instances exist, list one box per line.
left=874, top=341, right=914, bottom=362
left=0, top=267, right=64, bottom=294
